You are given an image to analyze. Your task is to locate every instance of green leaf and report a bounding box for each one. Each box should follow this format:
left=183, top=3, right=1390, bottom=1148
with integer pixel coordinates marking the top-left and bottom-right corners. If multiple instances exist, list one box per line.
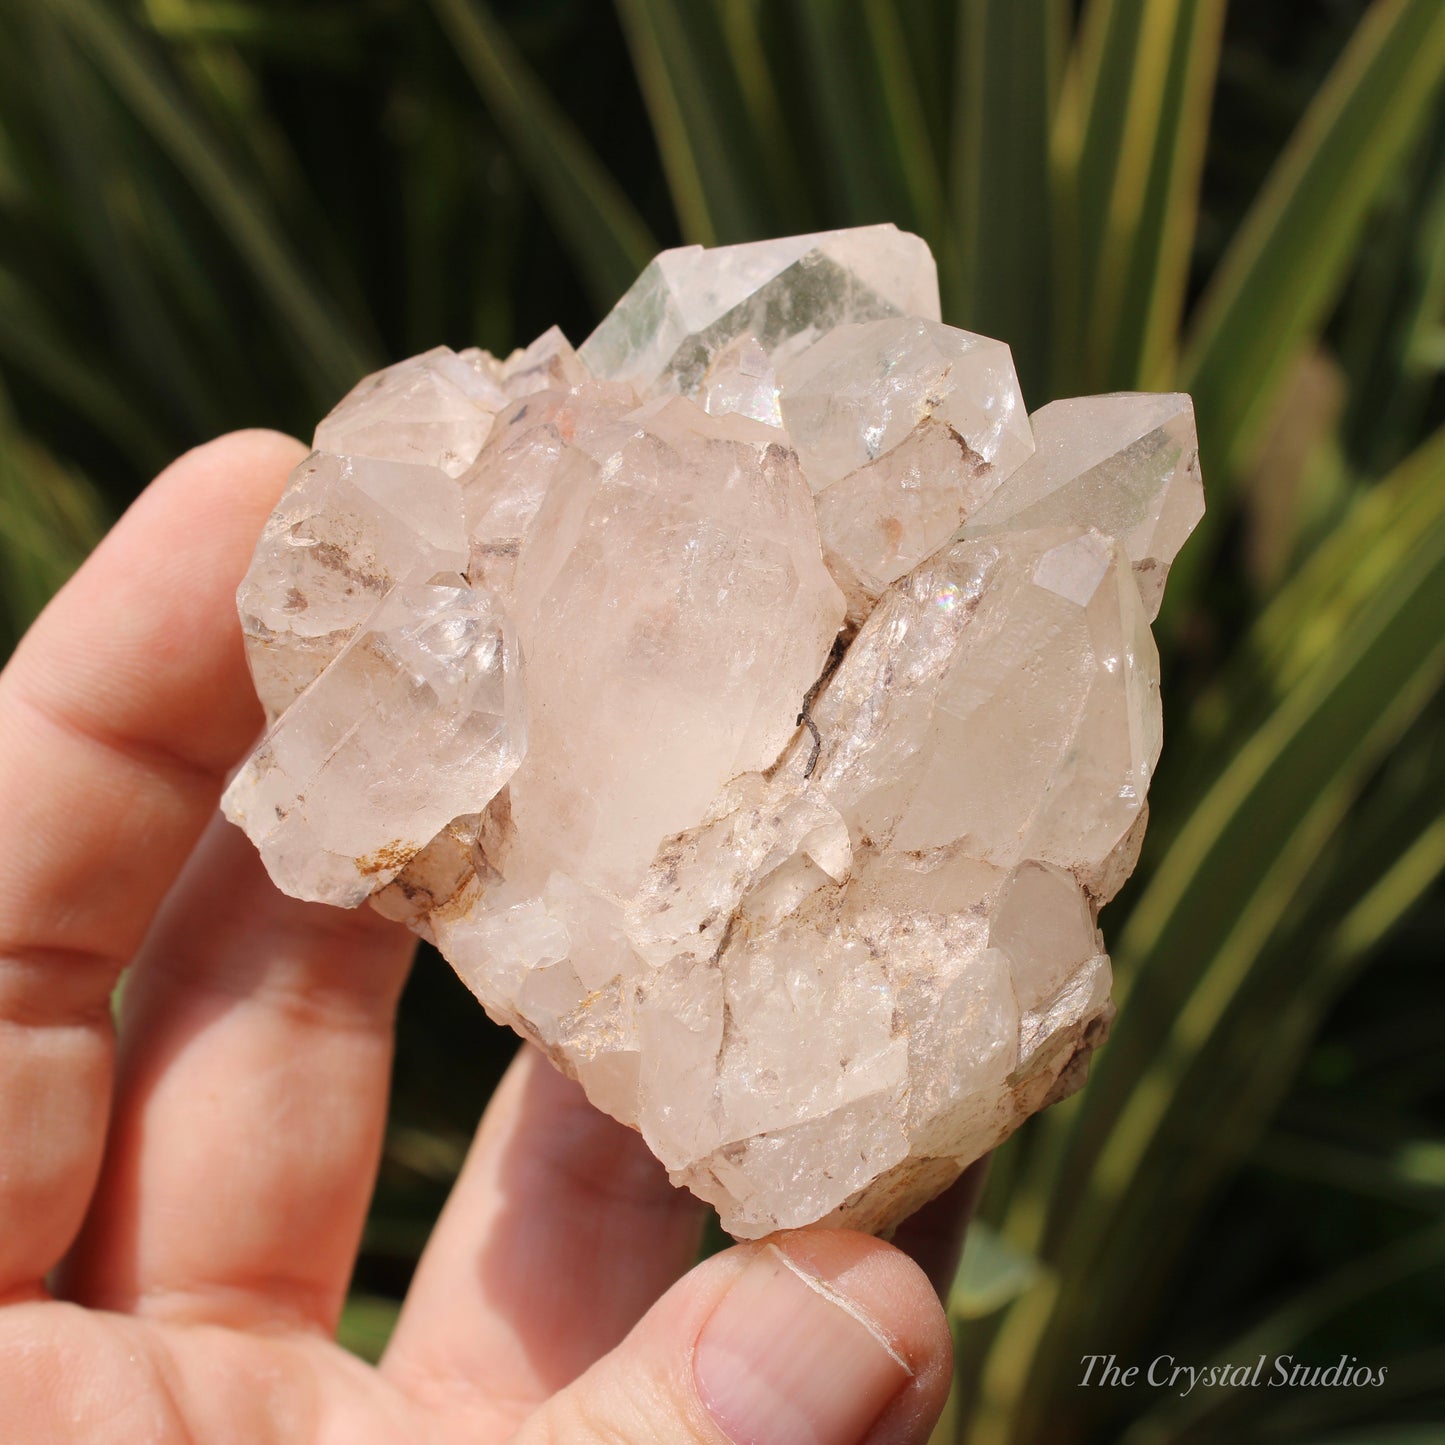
left=427, top=0, right=656, bottom=313
left=146, top=3, right=376, bottom=333
left=141, top=1, right=364, bottom=54
left=613, top=0, right=790, bottom=244
left=23, top=13, right=226, bottom=436
left=1336, top=111, right=1445, bottom=474
left=860, top=0, right=945, bottom=238
left=1119, top=1217, right=1445, bottom=1444
left=336, top=1291, right=401, bottom=1364
left=43, top=0, right=376, bottom=393
left=1081, top=429, right=1445, bottom=1218
left=1291, top=1433, right=1445, bottom=1445
left=709, top=0, right=806, bottom=221
left=0, top=383, right=107, bottom=650
left=1015, top=710, right=1445, bottom=1445
left=0, top=269, right=172, bottom=471
left=791, top=0, right=944, bottom=237
left=982, top=427, right=1445, bottom=1439
left=1051, top=0, right=1226, bottom=395
left=947, top=1220, right=1043, bottom=1322
left=1251, top=425, right=1445, bottom=696
left=1181, top=0, right=1445, bottom=479
left=1075, top=788, right=1445, bottom=1383
left=1327, top=799, right=1445, bottom=966
left=1166, top=408, right=1445, bottom=814
left=1101, top=0, right=1226, bottom=390
left=1257, top=1132, right=1445, bottom=1209
left=949, top=0, right=1067, bottom=396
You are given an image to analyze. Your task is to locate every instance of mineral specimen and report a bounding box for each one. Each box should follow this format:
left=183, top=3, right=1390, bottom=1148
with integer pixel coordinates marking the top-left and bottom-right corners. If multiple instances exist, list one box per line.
left=223, top=224, right=1202, bottom=1239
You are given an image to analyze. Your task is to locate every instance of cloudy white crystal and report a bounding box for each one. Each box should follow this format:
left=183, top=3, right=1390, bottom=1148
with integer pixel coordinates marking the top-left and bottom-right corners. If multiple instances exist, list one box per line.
left=774, top=316, right=1034, bottom=622
left=225, top=225, right=1202, bottom=1240
left=497, top=394, right=846, bottom=897
left=224, top=582, right=523, bottom=907
left=314, top=344, right=506, bottom=478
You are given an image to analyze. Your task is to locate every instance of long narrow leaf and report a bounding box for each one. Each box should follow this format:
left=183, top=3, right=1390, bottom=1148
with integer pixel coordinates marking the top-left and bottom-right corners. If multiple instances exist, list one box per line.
left=1049, top=0, right=1139, bottom=395
left=1336, top=111, right=1445, bottom=474
left=950, top=0, right=1065, bottom=396
left=1050, top=0, right=1224, bottom=396
left=1099, top=0, right=1226, bottom=390
left=27, top=13, right=223, bottom=435
left=792, top=0, right=941, bottom=236
left=1039, top=741, right=1445, bottom=1435
left=0, top=383, right=107, bottom=650
left=991, top=430, right=1445, bottom=1439
left=1251, top=425, right=1445, bottom=694
left=966, top=428, right=1445, bottom=1442
left=1181, top=0, right=1445, bottom=478
left=862, top=0, right=945, bottom=238
left=45, top=0, right=376, bottom=391
left=0, top=272, right=171, bottom=471
left=1057, top=1, right=1213, bottom=390
left=1120, top=1215, right=1445, bottom=1443
left=428, top=0, right=656, bottom=312
left=1080, top=430, right=1445, bottom=1187
left=614, top=0, right=785, bottom=244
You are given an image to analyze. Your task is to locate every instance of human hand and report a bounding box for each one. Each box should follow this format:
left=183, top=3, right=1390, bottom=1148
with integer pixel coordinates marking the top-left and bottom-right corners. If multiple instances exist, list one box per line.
left=0, top=431, right=967, bottom=1443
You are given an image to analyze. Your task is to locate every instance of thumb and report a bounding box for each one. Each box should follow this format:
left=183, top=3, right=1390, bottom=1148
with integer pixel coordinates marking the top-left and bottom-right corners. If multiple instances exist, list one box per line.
left=510, top=1228, right=954, bottom=1445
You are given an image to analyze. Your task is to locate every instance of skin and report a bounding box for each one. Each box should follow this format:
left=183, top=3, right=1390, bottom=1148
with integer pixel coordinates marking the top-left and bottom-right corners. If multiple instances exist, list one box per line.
left=0, top=431, right=969, bottom=1444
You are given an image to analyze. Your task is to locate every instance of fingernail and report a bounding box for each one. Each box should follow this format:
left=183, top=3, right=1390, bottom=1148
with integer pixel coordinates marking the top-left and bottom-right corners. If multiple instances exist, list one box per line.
left=694, top=1243, right=913, bottom=1445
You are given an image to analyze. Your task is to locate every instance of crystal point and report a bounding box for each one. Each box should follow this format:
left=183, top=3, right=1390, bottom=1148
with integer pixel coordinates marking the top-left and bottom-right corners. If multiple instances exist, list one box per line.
left=314, top=345, right=506, bottom=478
left=579, top=223, right=939, bottom=398
left=223, top=582, right=523, bottom=906
left=227, top=226, right=1202, bottom=1239
left=777, top=317, right=1032, bottom=620
left=963, top=392, right=1202, bottom=618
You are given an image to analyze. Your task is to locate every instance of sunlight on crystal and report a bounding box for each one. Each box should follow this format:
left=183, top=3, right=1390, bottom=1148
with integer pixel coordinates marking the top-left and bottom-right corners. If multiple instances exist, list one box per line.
left=225, top=224, right=1203, bottom=1239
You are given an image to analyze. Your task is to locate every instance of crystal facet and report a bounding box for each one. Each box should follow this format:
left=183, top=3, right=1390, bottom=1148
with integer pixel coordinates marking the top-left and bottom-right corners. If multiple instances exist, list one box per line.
left=776, top=316, right=1034, bottom=622
left=225, top=226, right=1202, bottom=1239
left=579, top=223, right=940, bottom=397
left=225, top=582, right=523, bottom=907
left=963, top=392, right=1202, bottom=619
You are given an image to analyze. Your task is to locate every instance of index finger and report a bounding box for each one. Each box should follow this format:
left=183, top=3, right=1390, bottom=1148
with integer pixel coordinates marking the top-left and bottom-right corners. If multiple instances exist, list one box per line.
left=0, top=429, right=305, bottom=1299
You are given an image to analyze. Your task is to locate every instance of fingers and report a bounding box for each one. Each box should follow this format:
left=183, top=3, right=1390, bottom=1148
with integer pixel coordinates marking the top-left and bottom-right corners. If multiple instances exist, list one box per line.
left=60, top=818, right=415, bottom=1332
left=511, top=1229, right=953, bottom=1445
left=382, top=1046, right=705, bottom=1428
left=0, top=430, right=306, bottom=1299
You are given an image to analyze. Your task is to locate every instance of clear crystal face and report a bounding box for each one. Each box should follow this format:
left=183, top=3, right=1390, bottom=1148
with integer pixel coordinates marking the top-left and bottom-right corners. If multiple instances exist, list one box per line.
left=962, top=392, right=1203, bottom=619
left=578, top=223, right=940, bottom=397
left=224, top=226, right=1203, bottom=1239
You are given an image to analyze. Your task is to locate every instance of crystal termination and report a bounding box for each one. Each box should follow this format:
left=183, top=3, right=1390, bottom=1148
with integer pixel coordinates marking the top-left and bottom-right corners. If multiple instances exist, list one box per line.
left=224, top=226, right=1203, bottom=1238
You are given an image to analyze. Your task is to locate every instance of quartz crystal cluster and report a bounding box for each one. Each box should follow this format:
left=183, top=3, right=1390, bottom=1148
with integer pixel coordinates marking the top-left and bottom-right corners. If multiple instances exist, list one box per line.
left=224, top=225, right=1202, bottom=1238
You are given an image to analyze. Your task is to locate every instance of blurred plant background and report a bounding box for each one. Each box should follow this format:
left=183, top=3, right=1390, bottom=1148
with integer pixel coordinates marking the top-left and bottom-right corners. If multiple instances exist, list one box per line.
left=2, top=0, right=1443, bottom=1439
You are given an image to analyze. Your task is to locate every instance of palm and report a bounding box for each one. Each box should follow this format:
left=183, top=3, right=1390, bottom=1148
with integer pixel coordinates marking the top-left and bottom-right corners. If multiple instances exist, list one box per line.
left=1, top=432, right=955, bottom=1443
left=14, top=1044, right=698, bottom=1444
left=16, top=1302, right=445, bottom=1441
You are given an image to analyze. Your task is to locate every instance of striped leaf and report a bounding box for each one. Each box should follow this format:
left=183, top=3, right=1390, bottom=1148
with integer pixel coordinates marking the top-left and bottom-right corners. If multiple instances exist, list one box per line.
left=428, top=0, right=656, bottom=311
left=614, top=0, right=790, bottom=244
left=1182, top=0, right=1445, bottom=480
left=950, top=0, right=1067, bottom=396
left=984, top=428, right=1445, bottom=1440
left=1050, top=0, right=1226, bottom=395
left=44, top=0, right=377, bottom=392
